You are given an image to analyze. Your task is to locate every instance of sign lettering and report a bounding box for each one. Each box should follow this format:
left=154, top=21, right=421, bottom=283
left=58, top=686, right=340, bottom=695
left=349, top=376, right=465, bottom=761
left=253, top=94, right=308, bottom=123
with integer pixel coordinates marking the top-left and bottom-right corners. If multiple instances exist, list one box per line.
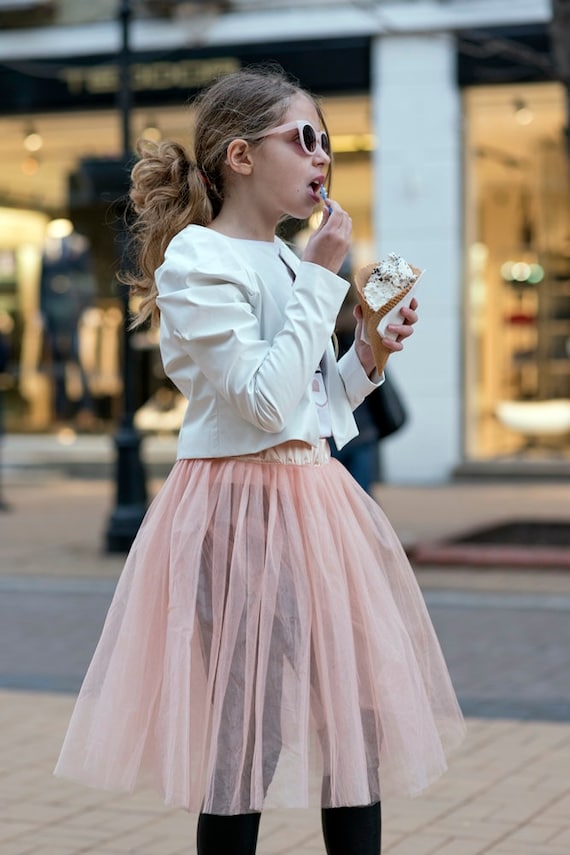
left=58, top=57, right=239, bottom=96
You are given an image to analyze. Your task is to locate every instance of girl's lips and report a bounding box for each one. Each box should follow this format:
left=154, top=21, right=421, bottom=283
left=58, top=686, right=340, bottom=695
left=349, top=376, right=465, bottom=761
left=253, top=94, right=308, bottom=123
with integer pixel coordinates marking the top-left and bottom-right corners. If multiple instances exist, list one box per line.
left=309, top=179, right=324, bottom=203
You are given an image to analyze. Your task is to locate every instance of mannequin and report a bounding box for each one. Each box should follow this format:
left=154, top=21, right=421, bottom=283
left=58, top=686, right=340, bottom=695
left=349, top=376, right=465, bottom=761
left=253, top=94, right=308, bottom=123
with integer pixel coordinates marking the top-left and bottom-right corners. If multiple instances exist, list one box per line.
left=40, top=219, right=96, bottom=424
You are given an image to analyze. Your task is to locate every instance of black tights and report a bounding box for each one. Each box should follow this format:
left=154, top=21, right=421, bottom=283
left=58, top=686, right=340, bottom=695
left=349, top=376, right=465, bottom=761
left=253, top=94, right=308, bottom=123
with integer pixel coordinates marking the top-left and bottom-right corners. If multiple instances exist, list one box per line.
left=321, top=802, right=382, bottom=855
left=196, top=802, right=381, bottom=855
left=196, top=812, right=261, bottom=855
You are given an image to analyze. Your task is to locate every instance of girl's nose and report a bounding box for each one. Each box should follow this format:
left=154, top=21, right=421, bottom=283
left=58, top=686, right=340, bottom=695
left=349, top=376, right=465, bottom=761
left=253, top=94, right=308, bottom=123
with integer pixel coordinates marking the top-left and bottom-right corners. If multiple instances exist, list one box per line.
left=312, top=143, right=330, bottom=166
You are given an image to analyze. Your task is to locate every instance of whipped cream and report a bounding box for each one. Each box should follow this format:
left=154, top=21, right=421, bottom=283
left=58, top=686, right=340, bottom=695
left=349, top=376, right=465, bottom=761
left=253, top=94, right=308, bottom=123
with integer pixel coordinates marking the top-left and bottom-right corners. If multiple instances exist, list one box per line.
left=363, top=253, right=417, bottom=310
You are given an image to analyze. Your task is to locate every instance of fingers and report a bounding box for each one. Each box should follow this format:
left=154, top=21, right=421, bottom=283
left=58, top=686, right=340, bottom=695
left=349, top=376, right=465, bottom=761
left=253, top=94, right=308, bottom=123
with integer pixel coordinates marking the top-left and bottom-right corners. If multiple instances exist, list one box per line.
left=317, top=202, right=332, bottom=229
left=384, top=323, right=414, bottom=345
left=384, top=308, right=417, bottom=345
left=394, top=321, right=415, bottom=338
left=327, top=202, right=352, bottom=238
left=399, top=302, right=419, bottom=326
left=380, top=336, right=404, bottom=353
left=318, top=198, right=351, bottom=232
left=384, top=300, right=419, bottom=343
left=353, top=292, right=418, bottom=354
left=303, top=197, right=352, bottom=273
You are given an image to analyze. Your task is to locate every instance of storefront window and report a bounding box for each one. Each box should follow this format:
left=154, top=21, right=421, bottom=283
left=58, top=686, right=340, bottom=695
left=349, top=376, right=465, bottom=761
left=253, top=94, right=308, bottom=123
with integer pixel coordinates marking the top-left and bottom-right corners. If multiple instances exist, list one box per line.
left=464, top=82, right=570, bottom=461
left=0, top=107, right=189, bottom=433
left=0, top=95, right=373, bottom=433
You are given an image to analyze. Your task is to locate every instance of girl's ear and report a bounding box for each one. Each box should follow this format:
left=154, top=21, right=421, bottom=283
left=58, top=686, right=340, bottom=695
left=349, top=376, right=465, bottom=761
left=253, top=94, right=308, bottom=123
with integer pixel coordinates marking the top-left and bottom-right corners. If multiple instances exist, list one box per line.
left=226, top=139, right=254, bottom=175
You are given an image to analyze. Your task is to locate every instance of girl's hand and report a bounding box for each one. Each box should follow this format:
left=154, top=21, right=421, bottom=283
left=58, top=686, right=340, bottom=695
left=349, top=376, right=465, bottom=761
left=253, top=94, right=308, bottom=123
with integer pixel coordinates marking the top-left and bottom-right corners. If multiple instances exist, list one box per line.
left=301, top=199, right=352, bottom=275
left=353, top=297, right=419, bottom=376
left=381, top=297, right=419, bottom=352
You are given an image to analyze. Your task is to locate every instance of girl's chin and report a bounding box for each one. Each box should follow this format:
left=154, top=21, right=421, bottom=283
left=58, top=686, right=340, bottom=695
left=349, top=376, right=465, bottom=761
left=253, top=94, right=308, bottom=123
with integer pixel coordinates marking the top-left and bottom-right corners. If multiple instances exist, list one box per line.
left=279, top=195, right=320, bottom=222
left=294, top=200, right=320, bottom=219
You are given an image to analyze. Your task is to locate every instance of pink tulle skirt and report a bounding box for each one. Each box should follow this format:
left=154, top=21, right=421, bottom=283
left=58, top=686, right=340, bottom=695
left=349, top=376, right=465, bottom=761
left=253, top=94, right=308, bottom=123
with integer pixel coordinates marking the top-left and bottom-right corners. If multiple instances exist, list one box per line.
left=55, top=440, right=465, bottom=814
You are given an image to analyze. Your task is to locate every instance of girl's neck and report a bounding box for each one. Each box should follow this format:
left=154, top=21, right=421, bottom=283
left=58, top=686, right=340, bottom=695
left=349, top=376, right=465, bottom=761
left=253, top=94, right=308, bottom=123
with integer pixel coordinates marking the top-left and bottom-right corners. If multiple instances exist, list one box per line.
left=209, top=222, right=275, bottom=243
left=209, top=214, right=276, bottom=244
left=209, top=187, right=278, bottom=243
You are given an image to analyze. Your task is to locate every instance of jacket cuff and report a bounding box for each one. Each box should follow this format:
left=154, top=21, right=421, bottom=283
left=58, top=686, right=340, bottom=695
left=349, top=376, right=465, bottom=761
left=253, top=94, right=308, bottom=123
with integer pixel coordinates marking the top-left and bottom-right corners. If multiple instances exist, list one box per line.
left=338, top=345, right=384, bottom=410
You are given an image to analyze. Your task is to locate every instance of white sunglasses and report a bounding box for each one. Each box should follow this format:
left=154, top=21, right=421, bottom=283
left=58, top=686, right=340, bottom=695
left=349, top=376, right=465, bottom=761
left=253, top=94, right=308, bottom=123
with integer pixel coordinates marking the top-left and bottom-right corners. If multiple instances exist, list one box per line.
left=258, top=120, right=330, bottom=156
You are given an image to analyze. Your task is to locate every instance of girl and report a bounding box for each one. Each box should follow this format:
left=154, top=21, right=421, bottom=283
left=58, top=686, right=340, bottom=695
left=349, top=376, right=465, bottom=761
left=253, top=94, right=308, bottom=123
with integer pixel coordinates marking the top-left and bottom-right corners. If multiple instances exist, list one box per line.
left=55, top=67, right=465, bottom=854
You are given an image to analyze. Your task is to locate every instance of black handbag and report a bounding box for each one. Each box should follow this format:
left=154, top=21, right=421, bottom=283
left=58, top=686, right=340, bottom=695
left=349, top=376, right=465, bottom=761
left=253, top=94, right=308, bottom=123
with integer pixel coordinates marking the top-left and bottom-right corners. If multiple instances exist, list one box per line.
left=368, top=372, right=407, bottom=439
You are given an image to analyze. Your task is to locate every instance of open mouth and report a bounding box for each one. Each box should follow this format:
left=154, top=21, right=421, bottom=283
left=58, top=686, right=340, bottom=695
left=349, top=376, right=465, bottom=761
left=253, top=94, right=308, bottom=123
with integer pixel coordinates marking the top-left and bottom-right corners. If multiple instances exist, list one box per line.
left=309, top=180, right=322, bottom=194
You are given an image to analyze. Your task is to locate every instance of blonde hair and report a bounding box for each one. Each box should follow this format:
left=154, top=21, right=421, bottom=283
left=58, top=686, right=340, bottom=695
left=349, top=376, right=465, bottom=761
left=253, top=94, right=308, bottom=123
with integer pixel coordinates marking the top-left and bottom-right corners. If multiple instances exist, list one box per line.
left=125, top=66, right=330, bottom=327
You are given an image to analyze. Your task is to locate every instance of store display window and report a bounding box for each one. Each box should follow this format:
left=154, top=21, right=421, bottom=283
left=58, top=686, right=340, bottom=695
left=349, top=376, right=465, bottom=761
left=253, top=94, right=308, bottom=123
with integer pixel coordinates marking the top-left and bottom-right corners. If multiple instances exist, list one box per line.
left=0, top=96, right=373, bottom=433
left=463, top=82, right=570, bottom=461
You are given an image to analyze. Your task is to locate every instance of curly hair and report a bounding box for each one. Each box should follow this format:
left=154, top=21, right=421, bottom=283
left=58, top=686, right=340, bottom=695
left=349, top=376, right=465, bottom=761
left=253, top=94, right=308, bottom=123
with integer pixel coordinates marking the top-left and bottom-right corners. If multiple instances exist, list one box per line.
left=125, top=66, right=330, bottom=327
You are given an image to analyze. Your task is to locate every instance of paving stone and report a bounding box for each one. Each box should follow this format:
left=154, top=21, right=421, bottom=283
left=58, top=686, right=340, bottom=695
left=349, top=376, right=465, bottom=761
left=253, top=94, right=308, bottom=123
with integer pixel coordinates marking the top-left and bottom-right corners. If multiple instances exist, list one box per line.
left=383, top=832, right=451, bottom=854
left=0, top=843, right=37, bottom=855
left=0, top=823, right=36, bottom=844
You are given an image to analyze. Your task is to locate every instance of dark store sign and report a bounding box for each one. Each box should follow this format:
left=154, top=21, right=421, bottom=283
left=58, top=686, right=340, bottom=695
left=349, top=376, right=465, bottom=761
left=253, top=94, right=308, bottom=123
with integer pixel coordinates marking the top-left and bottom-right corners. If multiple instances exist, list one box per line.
left=0, top=38, right=371, bottom=114
left=60, top=57, right=238, bottom=96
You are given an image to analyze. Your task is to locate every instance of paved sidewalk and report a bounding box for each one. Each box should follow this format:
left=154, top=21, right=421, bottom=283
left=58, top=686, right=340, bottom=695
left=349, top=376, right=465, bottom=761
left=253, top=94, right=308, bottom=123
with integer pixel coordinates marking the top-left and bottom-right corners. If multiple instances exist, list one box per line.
left=1, top=438, right=570, bottom=853
left=1, top=691, right=569, bottom=854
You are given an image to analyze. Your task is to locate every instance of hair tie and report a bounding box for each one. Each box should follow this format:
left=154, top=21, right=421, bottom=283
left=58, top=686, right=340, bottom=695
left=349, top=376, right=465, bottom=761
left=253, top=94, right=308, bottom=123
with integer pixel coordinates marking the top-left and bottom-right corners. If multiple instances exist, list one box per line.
left=197, top=168, right=211, bottom=189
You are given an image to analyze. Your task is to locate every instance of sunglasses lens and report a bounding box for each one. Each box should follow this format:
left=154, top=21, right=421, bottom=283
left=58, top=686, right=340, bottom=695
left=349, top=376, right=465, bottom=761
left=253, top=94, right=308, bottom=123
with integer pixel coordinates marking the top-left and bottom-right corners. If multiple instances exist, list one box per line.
left=301, top=123, right=317, bottom=153
left=301, top=124, right=330, bottom=156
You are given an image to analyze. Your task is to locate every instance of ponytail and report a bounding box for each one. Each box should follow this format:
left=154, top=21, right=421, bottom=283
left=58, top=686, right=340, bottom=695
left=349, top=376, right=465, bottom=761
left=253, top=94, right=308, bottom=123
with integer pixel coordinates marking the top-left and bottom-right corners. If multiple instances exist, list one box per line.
left=125, top=139, right=213, bottom=327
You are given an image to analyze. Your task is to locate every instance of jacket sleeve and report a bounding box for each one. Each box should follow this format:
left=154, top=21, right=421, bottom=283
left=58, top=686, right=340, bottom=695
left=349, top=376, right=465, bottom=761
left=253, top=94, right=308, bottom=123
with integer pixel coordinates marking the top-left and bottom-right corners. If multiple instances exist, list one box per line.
left=157, top=259, right=349, bottom=434
left=337, top=345, right=384, bottom=412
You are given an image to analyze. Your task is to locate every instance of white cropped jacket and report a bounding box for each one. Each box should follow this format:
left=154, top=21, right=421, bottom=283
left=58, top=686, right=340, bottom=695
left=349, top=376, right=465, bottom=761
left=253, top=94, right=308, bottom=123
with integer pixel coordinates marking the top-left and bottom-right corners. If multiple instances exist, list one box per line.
left=155, top=225, right=381, bottom=459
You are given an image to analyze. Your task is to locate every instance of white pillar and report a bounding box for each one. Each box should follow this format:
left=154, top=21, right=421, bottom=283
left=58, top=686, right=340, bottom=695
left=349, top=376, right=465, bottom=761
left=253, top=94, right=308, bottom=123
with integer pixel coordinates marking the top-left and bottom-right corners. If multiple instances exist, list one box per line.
left=371, top=33, right=462, bottom=483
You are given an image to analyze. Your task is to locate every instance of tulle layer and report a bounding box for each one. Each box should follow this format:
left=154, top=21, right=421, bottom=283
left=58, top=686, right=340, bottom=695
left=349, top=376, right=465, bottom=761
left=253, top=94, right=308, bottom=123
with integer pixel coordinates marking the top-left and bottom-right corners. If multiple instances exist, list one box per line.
left=55, top=441, right=465, bottom=814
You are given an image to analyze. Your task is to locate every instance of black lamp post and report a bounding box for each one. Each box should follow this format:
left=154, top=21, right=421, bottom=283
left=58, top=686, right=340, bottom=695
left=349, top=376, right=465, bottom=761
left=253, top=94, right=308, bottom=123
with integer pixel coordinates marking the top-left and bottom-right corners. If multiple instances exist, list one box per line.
left=105, top=0, right=148, bottom=552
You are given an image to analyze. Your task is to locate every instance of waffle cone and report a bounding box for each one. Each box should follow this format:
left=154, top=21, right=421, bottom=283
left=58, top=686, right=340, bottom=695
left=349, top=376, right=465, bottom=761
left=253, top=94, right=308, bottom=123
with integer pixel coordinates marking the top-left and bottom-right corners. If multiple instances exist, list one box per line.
left=354, top=262, right=421, bottom=375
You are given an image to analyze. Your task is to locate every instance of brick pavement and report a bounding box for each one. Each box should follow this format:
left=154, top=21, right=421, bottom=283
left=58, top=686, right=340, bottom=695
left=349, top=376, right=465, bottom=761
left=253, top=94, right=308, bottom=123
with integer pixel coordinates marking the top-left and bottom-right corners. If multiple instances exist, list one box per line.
left=1, top=691, right=569, bottom=854
left=1, top=448, right=570, bottom=853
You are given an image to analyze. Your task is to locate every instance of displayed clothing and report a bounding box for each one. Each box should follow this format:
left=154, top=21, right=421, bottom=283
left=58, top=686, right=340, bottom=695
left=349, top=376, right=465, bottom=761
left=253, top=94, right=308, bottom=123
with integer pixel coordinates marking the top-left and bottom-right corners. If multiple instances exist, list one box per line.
left=40, top=230, right=95, bottom=419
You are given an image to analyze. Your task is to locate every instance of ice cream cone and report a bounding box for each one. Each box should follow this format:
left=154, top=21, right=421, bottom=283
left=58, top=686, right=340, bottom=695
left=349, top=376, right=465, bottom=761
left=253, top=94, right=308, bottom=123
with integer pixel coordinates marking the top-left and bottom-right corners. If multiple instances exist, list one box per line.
left=354, top=262, right=420, bottom=375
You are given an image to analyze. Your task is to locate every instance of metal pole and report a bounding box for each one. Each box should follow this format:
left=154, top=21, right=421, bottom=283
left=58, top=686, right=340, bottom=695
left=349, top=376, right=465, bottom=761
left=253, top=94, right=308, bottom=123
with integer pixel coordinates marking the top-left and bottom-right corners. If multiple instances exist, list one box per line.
left=0, top=328, right=11, bottom=511
left=105, top=0, right=148, bottom=552
left=0, top=386, right=8, bottom=512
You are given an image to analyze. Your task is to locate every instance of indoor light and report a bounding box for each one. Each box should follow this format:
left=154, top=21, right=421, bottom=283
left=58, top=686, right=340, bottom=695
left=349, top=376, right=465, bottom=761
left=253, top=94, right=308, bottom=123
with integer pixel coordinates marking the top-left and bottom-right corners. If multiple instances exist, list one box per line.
left=46, top=218, right=74, bottom=239
left=500, top=260, right=544, bottom=284
left=141, top=120, right=162, bottom=142
left=23, top=129, right=43, bottom=152
left=513, top=99, right=534, bottom=126
left=21, top=156, right=40, bottom=175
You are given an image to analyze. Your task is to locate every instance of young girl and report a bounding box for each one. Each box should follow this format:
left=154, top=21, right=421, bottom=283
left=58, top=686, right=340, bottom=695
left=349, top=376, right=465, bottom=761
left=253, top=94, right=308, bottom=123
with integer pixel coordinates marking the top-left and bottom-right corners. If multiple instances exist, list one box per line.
left=55, top=67, right=465, bottom=854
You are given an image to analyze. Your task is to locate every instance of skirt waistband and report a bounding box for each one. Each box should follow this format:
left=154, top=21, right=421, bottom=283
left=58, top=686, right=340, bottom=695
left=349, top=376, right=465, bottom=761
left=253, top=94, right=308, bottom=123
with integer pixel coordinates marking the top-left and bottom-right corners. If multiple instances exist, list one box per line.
left=236, top=439, right=331, bottom=466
